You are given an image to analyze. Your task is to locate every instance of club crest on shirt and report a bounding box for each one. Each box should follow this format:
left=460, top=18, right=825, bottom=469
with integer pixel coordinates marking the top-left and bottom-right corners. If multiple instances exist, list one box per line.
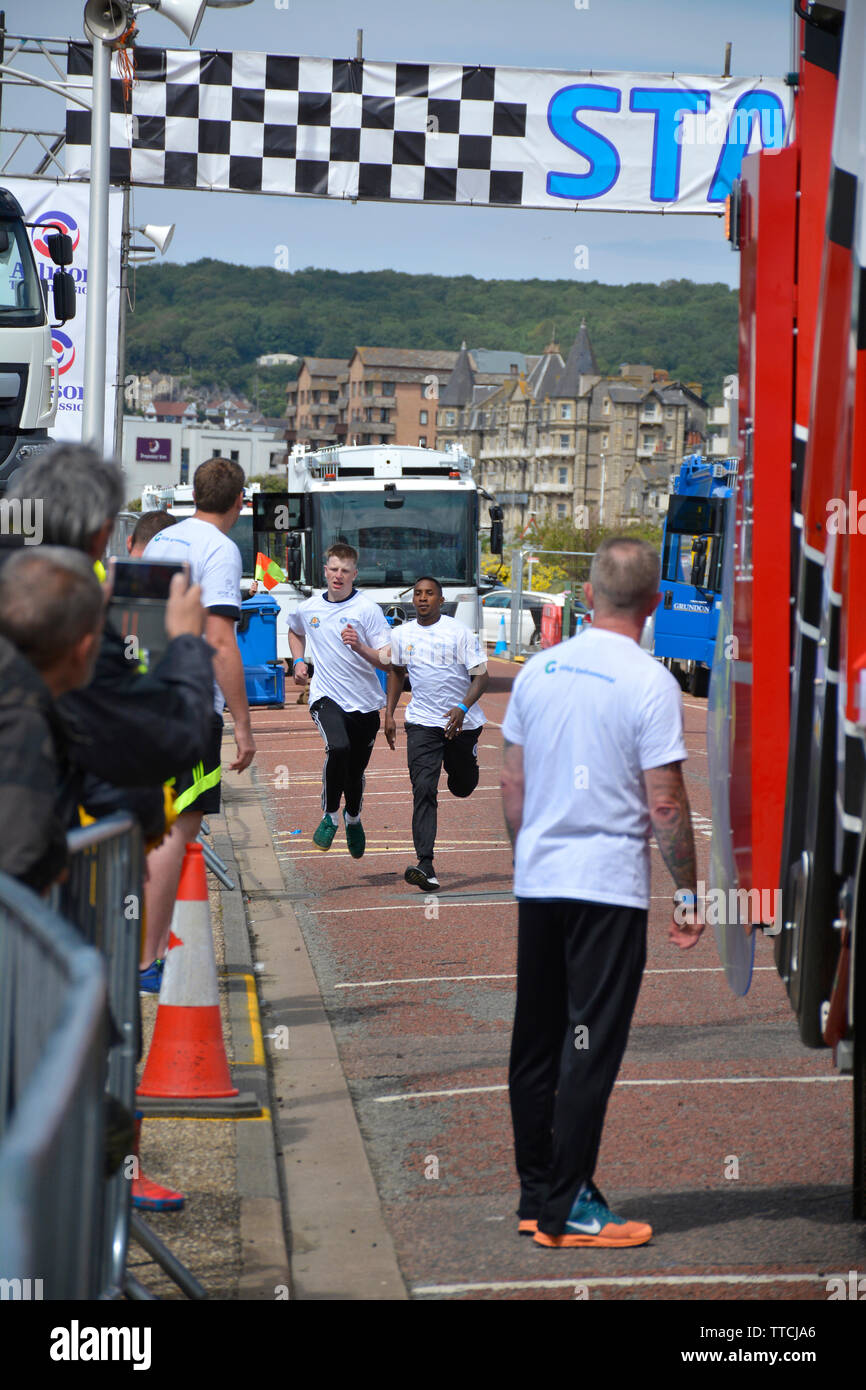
left=310, top=616, right=320, bottom=628
left=405, top=643, right=415, bottom=656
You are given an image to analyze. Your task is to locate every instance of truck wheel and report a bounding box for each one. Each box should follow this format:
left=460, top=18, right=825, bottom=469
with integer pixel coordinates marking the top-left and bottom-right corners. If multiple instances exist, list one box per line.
left=689, top=665, right=710, bottom=698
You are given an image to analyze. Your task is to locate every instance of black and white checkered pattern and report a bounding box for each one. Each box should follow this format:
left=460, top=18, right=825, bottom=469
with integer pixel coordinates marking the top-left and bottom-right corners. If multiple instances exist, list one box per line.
left=65, top=44, right=528, bottom=205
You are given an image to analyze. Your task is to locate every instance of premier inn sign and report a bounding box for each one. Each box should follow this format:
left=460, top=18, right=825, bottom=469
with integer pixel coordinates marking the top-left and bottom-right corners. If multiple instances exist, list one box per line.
left=136, top=437, right=172, bottom=463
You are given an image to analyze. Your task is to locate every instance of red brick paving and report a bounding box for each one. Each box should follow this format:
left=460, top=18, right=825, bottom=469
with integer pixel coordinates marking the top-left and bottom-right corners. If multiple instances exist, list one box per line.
left=241, top=655, right=855, bottom=1302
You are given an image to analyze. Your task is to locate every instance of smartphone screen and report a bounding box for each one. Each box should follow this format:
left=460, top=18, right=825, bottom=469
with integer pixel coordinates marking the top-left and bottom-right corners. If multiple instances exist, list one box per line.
left=108, top=557, right=187, bottom=600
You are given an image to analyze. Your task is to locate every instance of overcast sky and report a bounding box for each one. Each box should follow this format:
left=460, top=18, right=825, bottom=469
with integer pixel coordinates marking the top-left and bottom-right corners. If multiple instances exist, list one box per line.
left=3, top=0, right=794, bottom=286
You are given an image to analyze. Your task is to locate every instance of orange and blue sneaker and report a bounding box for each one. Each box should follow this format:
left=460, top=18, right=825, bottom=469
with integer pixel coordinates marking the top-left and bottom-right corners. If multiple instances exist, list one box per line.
left=518, top=1218, right=538, bottom=1236
left=138, top=957, right=164, bottom=995
left=533, top=1183, right=652, bottom=1248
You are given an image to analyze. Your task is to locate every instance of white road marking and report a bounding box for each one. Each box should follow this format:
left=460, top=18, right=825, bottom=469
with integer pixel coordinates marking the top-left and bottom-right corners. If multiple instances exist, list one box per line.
left=373, top=1076, right=848, bottom=1104
left=413, top=1273, right=829, bottom=1296
left=334, top=967, right=777, bottom=987
left=278, top=845, right=510, bottom=858
left=320, top=901, right=514, bottom=914
left=312, top=895, right=765, bottom=916
left=269, top=786, right=504, bottom=800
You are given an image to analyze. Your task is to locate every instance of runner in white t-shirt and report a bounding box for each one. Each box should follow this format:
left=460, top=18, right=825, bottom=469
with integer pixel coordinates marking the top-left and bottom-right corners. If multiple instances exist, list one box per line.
left=288, top=543, right=391, bottom=858
left=343, top=575, right=489, bottom=892
left=500, top=536, right=703, bottom=1254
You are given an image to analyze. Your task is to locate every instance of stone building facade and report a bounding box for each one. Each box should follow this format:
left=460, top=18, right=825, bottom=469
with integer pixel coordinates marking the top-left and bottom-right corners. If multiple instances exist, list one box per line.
left=285, top=346, right=532, bottom=450
left=435, top=326, right=708, bottom=536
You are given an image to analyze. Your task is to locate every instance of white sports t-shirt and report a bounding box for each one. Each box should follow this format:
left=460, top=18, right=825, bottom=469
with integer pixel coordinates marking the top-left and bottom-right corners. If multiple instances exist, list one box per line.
left=289, top=589, right=391, bottom=713
left=390, top=616, right=486, bottom=731
left=144, top=516, right=242, bottom=715
left=501, top=627, right=687, bottom=909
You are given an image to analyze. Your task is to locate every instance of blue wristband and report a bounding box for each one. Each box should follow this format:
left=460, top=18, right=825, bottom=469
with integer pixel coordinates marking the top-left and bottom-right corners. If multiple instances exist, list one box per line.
left=293, top=657, right=306, bottom=667
left=456, top=703, right=468, bottom=714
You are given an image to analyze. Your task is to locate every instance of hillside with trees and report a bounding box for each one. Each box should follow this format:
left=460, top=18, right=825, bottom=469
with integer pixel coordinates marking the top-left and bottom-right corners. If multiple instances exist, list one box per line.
left=126, top=261, right=737, bottom=405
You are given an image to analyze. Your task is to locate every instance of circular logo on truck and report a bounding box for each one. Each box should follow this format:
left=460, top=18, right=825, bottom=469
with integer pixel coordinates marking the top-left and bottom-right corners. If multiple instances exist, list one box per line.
left=33, top=211, right=80, bottom=258
left=51, top=330, right=75, bottom=374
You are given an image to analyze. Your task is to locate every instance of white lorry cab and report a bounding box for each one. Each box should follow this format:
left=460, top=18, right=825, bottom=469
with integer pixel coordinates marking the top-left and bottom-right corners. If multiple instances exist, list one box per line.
left=0, top=188, right=76, bottom=492
left=253, top=442, right=502, bottom=659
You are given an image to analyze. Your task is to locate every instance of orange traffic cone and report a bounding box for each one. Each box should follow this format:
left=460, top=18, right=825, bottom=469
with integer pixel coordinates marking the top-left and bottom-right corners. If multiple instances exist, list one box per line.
left=138, top=843, right=238, bottom=1100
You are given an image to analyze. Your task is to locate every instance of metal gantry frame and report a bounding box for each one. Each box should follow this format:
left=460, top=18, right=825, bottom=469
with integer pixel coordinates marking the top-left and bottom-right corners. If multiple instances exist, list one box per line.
left=0, top=21, right=91, bottom=179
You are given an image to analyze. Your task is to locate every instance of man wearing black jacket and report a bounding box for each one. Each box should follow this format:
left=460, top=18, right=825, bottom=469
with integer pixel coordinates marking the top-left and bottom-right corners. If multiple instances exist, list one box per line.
left=0, top=548, right=105, bottom=893
left=5, top=446, right=213, bottom=842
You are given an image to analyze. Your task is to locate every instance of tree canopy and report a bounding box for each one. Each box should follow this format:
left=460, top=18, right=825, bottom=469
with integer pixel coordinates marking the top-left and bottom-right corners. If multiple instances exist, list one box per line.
left=127, top=261, right=737, bottom=406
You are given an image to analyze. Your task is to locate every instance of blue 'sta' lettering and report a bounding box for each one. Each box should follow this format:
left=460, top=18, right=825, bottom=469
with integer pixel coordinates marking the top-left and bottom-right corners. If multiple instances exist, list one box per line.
left=547, top=85, right=621, bottom=200
left=629, top=88, right=710, bottom=202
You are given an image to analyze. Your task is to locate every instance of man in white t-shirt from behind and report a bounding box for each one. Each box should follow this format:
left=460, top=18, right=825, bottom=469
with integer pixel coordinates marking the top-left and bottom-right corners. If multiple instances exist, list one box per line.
left=139, top=457, right=256, bottom=989
left=500, top=536, right=703, bottom=1251
left=344, top=575, right=489, bottom=892
left=289, top=543, right=391, bottom=857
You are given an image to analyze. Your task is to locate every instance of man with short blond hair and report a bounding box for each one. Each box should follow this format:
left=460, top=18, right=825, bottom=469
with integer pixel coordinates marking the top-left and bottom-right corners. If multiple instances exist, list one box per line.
left=289, top=542, right=391, bottom=857
left=501, top=535, right=702, bottom=1250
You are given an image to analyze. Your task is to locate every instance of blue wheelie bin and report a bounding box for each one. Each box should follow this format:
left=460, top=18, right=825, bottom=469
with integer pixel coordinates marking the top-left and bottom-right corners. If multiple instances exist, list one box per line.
left=237, top=593, right=285, bottom=707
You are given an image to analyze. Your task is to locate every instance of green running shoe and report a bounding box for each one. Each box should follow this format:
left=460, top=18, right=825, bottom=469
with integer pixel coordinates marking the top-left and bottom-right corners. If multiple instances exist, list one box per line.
left=313, top=815, right=338, bottom=851
left=343, top=812, right=366, bottom=859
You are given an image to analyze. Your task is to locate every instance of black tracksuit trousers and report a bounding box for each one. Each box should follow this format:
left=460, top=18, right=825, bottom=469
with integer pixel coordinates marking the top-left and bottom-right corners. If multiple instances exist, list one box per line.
left=405, top=722, right=480, bottom=869
left=508, top=898, right=647, bottom=1235
left=310, top=696, right=380, bottom=817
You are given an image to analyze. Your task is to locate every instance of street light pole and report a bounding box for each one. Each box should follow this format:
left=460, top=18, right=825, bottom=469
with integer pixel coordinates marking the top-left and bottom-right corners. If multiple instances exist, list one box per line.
left=79, top=0, right=253, bottom=450
left=599, top=452, right=606, bottom=526
left=81, top=29, right=111, bottom=447
left=113, top=184, right=131, bottom=460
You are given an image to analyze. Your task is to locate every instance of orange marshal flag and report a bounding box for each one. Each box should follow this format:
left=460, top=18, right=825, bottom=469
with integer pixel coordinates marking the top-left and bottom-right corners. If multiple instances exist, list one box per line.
left=254, top=552, right=285, bottom=591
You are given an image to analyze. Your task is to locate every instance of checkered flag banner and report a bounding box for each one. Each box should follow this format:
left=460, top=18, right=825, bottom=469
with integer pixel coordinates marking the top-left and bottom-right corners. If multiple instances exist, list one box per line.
left=64, top=44, right=789, bottom=214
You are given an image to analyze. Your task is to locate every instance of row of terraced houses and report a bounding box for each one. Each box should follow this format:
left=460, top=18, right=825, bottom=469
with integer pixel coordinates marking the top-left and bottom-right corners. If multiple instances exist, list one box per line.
left=284, top=324, right=724, bottom=536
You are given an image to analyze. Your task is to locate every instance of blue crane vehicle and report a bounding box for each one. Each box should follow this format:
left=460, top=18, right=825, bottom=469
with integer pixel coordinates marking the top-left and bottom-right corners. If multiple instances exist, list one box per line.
left=653, top=452, right=738, bottom=697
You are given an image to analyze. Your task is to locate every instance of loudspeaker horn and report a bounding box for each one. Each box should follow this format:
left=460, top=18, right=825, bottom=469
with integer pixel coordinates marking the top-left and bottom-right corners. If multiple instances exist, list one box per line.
left=140, top=224, right=175, bottom=254
left=152, top=0, right=208, bottom=44
left=83, top=0, right=130, bottom=43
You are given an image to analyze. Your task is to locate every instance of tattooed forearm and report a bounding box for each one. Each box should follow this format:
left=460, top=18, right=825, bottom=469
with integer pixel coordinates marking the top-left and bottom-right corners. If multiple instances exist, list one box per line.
left=643, top=762, right=697, bottom=891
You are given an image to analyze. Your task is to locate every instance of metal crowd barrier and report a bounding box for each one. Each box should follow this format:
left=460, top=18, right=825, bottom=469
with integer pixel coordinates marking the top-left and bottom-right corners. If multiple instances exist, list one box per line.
left=51, top=812, right=144, bottom=1300
left=0, top=871, right=109, bottom=1300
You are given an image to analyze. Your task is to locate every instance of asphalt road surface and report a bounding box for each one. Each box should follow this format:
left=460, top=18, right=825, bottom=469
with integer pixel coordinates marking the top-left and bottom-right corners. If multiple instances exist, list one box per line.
left=247, top=655, right=857, bottom=1302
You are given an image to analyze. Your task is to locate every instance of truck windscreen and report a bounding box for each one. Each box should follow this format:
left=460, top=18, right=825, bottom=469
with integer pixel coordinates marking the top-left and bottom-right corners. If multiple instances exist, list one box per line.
left=314, top=491, right=475, bottom=586
left=662, top=495, right=727, bottom=592
left=228, top=513, right=255, bottom=577
left=0, top=219, right=45, bottom=327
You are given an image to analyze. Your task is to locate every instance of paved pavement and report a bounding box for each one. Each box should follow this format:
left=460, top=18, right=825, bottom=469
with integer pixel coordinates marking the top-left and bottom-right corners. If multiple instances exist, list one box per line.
left=216, top=655, right=859, bottom=1304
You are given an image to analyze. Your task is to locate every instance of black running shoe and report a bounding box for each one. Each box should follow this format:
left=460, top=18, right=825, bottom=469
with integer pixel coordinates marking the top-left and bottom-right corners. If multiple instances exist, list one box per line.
left=404, top=864, right=440, bottom=892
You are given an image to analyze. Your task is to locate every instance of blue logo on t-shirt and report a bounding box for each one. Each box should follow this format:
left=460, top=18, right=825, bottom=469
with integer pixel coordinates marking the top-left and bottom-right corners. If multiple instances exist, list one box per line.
left=544, top=658, right=615, bottom=684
